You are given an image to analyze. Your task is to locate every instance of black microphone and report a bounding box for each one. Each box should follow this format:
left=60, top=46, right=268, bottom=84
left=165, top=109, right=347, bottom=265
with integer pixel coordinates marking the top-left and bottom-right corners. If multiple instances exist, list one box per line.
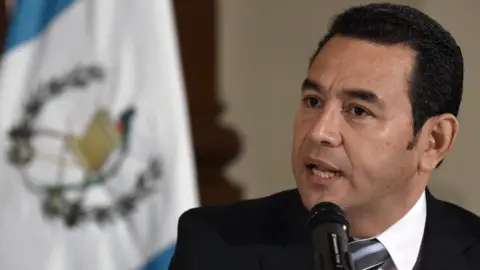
left=307, top=202, right=355, bottom=270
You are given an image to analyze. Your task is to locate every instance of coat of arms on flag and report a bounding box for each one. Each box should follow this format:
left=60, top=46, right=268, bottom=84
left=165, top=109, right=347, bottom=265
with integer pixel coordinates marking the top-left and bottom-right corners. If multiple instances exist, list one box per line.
left=6, top=64, right=164, bottom=228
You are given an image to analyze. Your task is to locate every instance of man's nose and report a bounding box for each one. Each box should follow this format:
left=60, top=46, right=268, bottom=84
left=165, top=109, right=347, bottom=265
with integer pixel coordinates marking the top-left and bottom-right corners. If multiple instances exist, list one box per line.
left=306, top=107, right=342, bottom=147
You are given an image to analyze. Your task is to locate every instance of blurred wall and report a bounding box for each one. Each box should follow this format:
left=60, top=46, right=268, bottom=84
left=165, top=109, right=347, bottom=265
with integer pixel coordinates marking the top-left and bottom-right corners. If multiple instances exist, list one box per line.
left=217, top=0, right=480, bottom=214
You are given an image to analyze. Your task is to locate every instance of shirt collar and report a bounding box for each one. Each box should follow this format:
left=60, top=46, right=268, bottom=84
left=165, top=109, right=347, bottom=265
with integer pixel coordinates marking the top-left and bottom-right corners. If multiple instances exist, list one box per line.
left=376, top=192, right=427, bottom=270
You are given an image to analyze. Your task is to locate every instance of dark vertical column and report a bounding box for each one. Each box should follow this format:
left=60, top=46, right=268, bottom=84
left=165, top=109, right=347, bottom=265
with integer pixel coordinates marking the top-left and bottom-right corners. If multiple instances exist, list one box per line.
left=173, top=0, right=242, bottom=205
left=0, top=0, right=8, bottom=54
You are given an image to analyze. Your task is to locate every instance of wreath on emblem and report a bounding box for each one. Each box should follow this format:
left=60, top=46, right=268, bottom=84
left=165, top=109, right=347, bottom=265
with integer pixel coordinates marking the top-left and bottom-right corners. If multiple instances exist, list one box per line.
left=7, top=65, right=163, bottom=228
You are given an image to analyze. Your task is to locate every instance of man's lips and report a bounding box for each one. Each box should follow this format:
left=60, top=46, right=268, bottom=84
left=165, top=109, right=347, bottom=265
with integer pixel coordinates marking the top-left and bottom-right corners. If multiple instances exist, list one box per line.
left=304, top=157, right=342, bottom=172
left=304, top=158, right=344, bottom=184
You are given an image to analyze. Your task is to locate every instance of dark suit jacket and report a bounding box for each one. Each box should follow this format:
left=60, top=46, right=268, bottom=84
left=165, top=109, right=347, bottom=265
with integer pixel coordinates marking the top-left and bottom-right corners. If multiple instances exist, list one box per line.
left=169, top=189, right=480, bottom=270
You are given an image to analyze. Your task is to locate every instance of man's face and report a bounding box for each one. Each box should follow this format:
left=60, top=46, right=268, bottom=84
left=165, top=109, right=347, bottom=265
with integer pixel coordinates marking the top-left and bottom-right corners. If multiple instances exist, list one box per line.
left=292, top=36, right=422, bottom=213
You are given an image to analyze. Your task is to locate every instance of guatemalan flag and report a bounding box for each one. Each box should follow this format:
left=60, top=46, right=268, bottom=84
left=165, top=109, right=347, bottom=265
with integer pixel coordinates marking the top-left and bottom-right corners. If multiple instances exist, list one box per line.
left=0, top=0, right=199, bottom=269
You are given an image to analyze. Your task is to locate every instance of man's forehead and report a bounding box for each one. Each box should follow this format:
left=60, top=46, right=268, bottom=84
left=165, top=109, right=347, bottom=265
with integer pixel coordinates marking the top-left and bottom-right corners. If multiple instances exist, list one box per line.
left=311, top=35, right=416, bottom=67
left=307, top=36, right=416, bottom=98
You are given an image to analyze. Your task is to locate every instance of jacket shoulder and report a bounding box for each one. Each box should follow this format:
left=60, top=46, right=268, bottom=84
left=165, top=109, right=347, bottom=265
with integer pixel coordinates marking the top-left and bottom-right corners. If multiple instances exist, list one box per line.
left=439, top=199, right=480, bottom=237
left=169, top=189, right=301, bottom=269
left=180, top=189, right=297, bottom=231
left=428, top=198, right=480, bottom=267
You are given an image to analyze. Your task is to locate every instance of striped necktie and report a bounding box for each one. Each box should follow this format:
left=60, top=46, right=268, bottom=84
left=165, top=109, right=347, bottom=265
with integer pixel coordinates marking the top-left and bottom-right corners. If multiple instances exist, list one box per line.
left=348, top=238, right=390, bottom=270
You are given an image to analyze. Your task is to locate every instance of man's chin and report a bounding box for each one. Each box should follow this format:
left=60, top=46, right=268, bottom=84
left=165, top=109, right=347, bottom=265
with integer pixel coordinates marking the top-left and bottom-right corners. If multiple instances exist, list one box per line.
left=299, top=190, right=346, bottom=211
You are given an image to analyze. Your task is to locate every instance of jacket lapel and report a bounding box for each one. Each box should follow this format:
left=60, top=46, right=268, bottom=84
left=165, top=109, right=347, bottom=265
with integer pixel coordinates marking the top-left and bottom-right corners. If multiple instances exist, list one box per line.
left=418, top=189, right=476, bottom=270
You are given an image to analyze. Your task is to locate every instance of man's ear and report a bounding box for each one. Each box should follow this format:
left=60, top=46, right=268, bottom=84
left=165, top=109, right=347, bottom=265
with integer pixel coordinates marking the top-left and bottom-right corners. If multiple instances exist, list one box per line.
left=418, top=114, right=459, bottom=172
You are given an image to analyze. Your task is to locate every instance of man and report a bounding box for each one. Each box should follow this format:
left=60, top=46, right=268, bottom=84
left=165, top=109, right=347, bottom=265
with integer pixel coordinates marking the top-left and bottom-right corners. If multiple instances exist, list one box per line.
left=169, top=3, right=480, bottom=270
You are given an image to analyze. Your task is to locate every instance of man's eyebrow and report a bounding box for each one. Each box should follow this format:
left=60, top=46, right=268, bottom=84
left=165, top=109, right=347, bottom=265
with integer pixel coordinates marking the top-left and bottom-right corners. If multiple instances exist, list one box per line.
left=301, top=78, right=322, bottom=92
left=342, top=89, right=385, bottom=108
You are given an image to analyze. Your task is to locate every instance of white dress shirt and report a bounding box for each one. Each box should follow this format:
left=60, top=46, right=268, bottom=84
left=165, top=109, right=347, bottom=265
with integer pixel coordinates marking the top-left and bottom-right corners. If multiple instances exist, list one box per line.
left=377, top=192, right=426, bottom=270
left=352, top=192, right=427, bottom=270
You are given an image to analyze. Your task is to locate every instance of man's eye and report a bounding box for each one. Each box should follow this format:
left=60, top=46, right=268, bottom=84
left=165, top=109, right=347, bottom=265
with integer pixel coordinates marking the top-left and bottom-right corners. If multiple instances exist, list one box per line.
left=346, top=106, right=371, bottom=117
left=304, top=97, right=322, bottom=108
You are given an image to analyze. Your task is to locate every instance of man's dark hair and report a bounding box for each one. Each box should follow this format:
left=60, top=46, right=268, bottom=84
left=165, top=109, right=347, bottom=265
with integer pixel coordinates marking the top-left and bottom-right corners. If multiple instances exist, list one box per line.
left=310, top=3, right=464, bottom=167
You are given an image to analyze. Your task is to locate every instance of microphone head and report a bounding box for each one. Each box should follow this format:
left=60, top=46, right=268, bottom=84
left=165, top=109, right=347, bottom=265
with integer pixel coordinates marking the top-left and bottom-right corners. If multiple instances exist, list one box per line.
left=307, top=201, right=349, bottom=233
left=307, top=202, right=353, bottom=270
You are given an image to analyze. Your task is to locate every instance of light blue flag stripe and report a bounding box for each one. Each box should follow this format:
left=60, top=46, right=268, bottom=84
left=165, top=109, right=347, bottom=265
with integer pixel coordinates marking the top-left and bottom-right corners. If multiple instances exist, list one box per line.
left=5, top=0, right=76, bottom=51
left=141, top=245, right=176, bottom=270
